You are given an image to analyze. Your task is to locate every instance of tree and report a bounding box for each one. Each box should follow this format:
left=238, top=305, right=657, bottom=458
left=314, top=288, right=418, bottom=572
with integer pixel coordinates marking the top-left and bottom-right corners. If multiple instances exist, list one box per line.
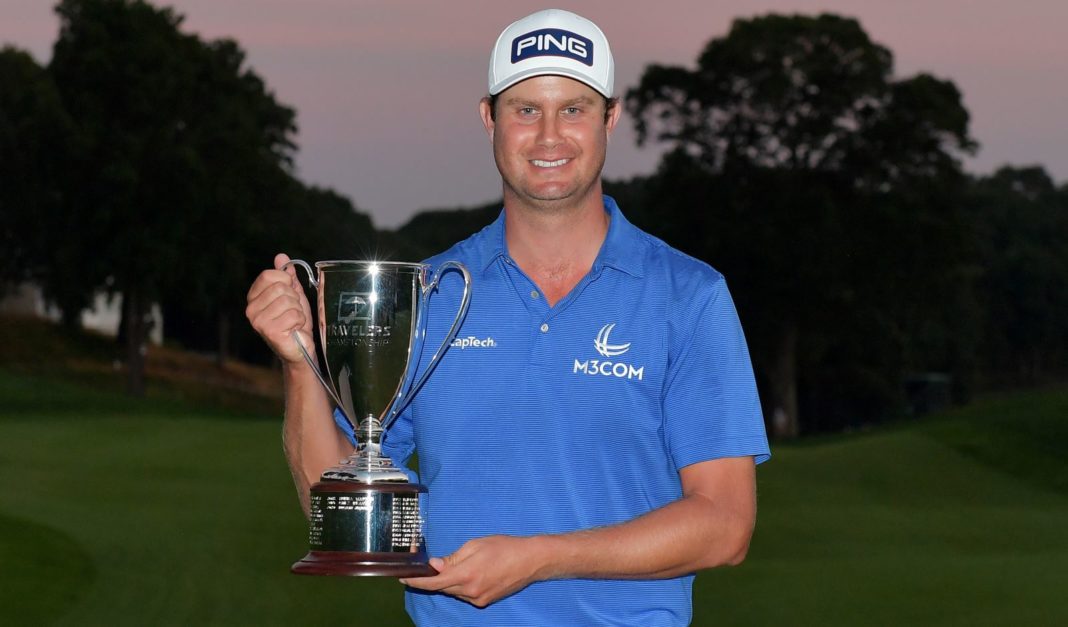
left=48, top=0, right=308, bottom=387
left=0, top=46, right=84, bottom=321
left=390, top=200, right=501, bottom=262
left=166, top=36, right=297, bottom=365
left=163, top=177, right=382, bottom=366
left=626, top=14, right=976, bottom=436
left=49, top=0, right=228, bottom=394
left=42, top=0, right=376, bottom=382
left=968, top=166, right=1068, bottom=382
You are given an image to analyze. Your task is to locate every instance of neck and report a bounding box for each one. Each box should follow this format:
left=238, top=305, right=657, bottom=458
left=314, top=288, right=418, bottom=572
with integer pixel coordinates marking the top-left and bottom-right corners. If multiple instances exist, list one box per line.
left=503, top=188, right=609, bottom=305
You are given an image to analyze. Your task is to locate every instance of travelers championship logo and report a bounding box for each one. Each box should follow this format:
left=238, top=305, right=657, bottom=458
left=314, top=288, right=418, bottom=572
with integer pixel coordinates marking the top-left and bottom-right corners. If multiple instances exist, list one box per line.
left=511, top=28, right=594, bottom=66
left=574, top=323, right=644, bottom=380
left=327, top=292, right=390, bottom=347
left=337, top=291, right=372, bottom=323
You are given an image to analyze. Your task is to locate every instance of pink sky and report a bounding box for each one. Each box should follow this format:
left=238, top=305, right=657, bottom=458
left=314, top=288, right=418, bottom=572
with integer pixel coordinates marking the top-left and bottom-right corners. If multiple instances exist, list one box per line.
left=3, top=0, right=1066, bottom=227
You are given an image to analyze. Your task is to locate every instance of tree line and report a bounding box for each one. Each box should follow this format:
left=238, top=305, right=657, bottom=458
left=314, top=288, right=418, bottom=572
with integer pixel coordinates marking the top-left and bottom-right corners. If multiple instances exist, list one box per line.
left=1, top=0, right=377, bottom=395
left=3, top=3, right=1066, bottom=435
left=391, top=14, right=1068, bottom=437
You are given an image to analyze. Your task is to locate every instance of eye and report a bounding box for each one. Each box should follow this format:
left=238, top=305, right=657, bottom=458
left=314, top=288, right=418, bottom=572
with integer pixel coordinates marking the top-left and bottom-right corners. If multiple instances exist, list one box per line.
left=563, top=107, right=581, bottom=115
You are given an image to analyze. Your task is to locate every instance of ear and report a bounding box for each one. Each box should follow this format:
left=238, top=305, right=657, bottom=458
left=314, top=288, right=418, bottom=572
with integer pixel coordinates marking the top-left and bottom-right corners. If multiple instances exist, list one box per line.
left=604, top=99, right=622, bottom=140
left=479, top=97, right=495, bottom=141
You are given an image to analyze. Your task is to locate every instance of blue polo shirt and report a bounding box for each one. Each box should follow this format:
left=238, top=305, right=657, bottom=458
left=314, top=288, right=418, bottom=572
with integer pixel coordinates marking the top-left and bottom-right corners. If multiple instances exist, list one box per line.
left=373, top=196, right=769, bottom=626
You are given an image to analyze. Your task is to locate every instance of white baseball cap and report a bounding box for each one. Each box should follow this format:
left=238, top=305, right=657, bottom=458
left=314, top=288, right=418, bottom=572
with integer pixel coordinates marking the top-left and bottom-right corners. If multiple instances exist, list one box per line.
left=488, top=9, right=614, bottom=97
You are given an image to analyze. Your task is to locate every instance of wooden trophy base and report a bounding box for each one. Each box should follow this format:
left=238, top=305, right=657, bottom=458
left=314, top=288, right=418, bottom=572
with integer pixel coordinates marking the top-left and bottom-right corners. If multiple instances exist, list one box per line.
left=292, top=551, right=437, bottom=577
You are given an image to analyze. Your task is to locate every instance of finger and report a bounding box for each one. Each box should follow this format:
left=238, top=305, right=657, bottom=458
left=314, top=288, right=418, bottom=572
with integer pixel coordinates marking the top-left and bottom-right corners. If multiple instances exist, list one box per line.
left=248, top=297, right=306, bottom=343
left=251, top=313, right=306, bottom=356
left=275, top=255, right=316, bottom=312
left=398, top=560, right=465, bottom=591
left=247, top=269, right=297, bottom=303
left=246, top=281, right=302, bottom=321
left=263, top=302, right=307, bottom=335
left=398, top=572, right=461, bottom=592
left=398, top=556, right=446, bottom=587
left=275, top=252, right=306, bottom=292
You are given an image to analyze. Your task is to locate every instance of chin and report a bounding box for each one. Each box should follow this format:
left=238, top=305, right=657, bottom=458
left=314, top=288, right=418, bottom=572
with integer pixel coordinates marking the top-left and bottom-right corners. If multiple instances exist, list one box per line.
left=528, top=186, right=578, bottom=203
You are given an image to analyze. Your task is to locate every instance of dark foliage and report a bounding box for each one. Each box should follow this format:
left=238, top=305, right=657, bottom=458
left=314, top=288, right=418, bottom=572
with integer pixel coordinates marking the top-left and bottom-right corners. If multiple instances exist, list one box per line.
left=4, top=6, right=1066, bottom=434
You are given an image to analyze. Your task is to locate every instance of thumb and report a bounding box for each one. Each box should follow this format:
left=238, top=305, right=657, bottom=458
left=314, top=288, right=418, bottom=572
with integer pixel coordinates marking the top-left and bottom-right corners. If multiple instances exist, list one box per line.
left=428, top=556, right=448, bottom=572
left=276, top=253, right=311, bottom=310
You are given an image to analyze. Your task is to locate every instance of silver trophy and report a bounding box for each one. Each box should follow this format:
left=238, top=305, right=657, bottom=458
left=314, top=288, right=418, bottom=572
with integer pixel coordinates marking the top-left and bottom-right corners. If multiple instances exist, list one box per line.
left=283, top=259, right=471, bottom=576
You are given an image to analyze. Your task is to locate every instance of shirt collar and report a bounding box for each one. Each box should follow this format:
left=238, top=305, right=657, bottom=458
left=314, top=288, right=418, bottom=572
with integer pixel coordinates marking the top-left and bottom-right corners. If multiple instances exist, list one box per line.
left=478, top=195, right=645, bottom=279
left=479, top=210, right=508, bottom=274
left=595, top=196, right=645, bottom=278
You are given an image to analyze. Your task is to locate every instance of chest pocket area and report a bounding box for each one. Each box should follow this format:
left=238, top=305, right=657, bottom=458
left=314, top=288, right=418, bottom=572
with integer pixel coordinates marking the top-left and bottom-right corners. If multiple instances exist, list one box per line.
left=556, top=319, right=667, bottom=444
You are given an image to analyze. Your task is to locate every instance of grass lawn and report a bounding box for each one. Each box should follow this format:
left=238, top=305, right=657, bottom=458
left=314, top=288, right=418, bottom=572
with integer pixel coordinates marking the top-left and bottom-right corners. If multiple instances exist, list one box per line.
left=1, top=366, right=1066, bottom=626
left=0, top=371, right=408, bottom=625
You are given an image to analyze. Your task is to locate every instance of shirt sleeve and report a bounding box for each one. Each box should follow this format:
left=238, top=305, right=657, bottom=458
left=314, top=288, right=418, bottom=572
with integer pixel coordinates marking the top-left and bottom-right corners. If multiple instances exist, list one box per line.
left=662, top=277, right=770, bottom=469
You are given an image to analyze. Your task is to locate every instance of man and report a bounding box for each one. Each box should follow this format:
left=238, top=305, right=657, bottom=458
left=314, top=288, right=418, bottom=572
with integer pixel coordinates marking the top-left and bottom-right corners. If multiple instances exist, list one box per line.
left=247, top=9, right=769, bottom=625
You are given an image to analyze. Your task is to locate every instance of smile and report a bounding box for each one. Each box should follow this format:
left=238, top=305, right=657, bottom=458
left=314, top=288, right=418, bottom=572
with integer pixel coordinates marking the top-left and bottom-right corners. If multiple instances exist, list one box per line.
left=530, top=158, right=571, bottom=168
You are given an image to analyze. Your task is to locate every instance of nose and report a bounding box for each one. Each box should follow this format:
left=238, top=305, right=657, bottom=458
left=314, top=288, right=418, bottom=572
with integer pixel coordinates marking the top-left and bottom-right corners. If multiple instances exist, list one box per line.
left=536, top=114, right=562, bottom=149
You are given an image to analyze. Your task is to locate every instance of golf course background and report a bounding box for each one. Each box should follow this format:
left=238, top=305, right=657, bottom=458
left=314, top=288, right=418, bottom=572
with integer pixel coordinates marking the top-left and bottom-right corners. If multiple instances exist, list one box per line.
left=2, top=319, right=1066, bottom=625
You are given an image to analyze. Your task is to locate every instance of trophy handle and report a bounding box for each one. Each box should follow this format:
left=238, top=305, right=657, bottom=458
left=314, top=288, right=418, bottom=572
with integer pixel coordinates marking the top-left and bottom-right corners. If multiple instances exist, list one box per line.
left=281, top=259, right=354, bottom=431
left=282, top=258, right=319, bottom=288
left=383, top=260, right=472, bottom=429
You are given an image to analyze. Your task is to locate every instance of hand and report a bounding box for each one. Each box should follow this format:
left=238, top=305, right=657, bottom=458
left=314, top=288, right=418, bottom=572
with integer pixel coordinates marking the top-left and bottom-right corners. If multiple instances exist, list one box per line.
left=245, top=253, right=315, bottom=366
left=400, top=535, right=548, bottom=608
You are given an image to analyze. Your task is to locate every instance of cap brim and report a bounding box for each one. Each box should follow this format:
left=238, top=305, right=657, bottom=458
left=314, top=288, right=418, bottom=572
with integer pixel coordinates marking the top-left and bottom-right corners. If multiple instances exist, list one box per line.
left=490, top=66, right=611, bottom=98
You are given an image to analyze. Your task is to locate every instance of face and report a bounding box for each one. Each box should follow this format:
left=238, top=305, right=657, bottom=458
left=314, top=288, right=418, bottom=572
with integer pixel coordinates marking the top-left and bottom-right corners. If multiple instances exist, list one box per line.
left=480, top=75, right=620, bottom=212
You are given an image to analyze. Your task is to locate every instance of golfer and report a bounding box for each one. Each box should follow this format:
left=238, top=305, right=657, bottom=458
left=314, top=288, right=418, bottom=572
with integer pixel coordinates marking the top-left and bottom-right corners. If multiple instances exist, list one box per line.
left=247, top=9, right=769, bottom=625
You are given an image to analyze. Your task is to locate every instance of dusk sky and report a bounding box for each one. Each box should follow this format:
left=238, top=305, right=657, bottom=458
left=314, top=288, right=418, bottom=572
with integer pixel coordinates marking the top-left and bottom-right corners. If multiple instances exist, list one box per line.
left=3, top=1, right=1066, bottom=228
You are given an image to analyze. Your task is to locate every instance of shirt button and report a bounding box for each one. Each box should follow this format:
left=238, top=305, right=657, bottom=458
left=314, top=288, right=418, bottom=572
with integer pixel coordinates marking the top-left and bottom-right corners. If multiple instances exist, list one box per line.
left=540, top=323, right=549, bottom=333
left=530, top=290, right=540, bottom=299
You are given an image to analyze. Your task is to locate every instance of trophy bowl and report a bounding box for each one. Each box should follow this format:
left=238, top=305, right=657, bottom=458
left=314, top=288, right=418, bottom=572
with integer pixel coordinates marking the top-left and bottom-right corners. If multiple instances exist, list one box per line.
left=283, top=259, right=471, bottom=577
